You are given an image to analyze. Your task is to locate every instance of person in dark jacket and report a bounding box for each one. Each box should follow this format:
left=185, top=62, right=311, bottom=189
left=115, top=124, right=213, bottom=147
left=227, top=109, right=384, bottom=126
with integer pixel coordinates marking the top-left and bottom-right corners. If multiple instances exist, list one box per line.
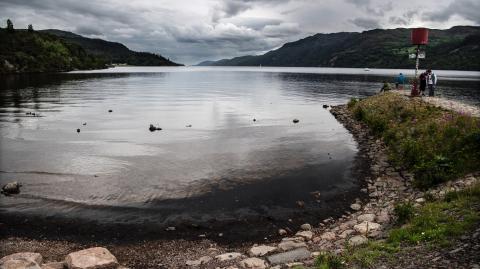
left=419, top=71, right=427, bottom=96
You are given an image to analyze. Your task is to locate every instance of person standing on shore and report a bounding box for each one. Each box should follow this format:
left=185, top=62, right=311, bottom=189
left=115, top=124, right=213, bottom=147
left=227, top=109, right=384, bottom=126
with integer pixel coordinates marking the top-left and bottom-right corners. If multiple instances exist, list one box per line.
left=427, top=69, right=437, bottom=96
left=419, top=71, right=427, bottom=96
left=395, top=73, right=406, bottom=90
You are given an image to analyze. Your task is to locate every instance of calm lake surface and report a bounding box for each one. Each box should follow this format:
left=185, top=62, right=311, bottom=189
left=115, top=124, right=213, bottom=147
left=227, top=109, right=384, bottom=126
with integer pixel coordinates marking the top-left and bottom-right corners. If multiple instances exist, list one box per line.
left=0, top=67, right=479, bottom=229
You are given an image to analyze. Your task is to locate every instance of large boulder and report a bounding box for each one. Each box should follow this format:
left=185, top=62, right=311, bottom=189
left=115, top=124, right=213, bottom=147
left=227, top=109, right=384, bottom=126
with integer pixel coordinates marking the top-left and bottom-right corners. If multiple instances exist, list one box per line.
left=0, top=259, right=41, bottom=269
left=0, top=253, right=42, bottom=265
left=65, top=247, right=118, bottom=269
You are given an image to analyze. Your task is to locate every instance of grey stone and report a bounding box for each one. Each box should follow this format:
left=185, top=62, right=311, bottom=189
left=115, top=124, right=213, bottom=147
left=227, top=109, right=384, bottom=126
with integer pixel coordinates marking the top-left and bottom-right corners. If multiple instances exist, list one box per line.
left=248, top=245, right=276, bottom=257
left=350, top=203, right=361, bottom=211
left=1, top=259, right=41, bottom=269
left=300, top=223, right=312, bottom=231
left=354, top=221, right=381, bottom=234
left=0, top=252, right=42, bottom=265
left=278, top=229, right=288, bottom=236
left=41, top=262, right=65, bottom=269
left=238, top=258, right=267, bottom=269
left=357, top=213, right=376, bottom=222
left=267, top=248, right=311, bottom=265
left=295, top=231, right=313, bottom=240
left=277, top=241, right=307, bottom=251
left=65, top=247, right=118, bottom=269
left=348, top=235, right=368, bottom=246
left=215, top=253, right=243, bottom=261
left=1, top=181, right=22, bottom=195
left=320, top=232, right=336, bottom=241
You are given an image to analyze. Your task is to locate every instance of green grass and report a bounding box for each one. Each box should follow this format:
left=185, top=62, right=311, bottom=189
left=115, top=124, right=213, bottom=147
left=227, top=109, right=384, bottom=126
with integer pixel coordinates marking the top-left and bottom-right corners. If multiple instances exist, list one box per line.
left=348, top=92, right=480, bottom=188
left=309, top=183, right=480, bottom=269
left=388, top=183, right=480, bottom=246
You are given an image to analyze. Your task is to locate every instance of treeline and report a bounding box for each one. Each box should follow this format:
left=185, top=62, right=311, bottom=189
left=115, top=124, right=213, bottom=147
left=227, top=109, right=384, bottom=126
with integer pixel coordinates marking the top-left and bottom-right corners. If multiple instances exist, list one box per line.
left=0, top=20, right=107, bottom=73
left=201, top=26, right=480, bottom=71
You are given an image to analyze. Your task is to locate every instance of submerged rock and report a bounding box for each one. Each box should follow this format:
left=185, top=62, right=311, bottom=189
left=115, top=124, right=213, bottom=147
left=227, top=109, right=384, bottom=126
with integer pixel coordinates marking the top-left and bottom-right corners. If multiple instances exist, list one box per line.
left=292, top=119, right=300, bottom=124
left=323, top=104, right=329, bottom=108
left=1, top=181, right=22, bottom=195
left=108, top=110, right=113, bottom=113
left=149, top=124, right=162, bottom=132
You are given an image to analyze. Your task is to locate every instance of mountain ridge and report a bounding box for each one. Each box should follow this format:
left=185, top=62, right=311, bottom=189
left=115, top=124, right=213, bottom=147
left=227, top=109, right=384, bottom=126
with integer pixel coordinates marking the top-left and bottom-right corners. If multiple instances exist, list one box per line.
left=198, top=26, right=480, bottom=70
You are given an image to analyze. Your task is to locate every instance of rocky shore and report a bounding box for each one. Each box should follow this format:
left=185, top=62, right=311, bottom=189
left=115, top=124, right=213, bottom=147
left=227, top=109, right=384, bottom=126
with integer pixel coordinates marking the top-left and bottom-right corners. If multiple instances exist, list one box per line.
left=2, top=102, right=479, bottom=269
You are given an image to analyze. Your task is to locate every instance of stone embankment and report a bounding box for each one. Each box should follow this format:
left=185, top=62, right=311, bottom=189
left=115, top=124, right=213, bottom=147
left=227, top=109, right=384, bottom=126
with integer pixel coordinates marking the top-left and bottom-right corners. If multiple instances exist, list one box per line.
left=2, top=104, right=478, bottom=269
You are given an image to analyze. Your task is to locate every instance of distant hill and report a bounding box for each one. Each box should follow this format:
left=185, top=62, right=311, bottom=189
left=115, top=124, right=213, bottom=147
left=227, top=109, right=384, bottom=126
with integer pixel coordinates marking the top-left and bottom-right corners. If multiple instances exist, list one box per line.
left=41, top=29, right=181, bottom=66
left=200, top=26, right=480, bottom=71
left=0, top=28, right=107, bottom=73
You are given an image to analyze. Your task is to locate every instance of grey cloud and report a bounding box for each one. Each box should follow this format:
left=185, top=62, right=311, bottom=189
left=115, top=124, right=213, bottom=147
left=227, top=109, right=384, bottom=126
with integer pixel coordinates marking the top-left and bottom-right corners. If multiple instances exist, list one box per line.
left=75, top=25, right=103, bottom=36
left=422, top=0, right=480, bottom=24
left=350, top=17, right=381, bottom=29
left=0, top=0, right=476, bottom=64
left=389, top=16, right=408, bottom=26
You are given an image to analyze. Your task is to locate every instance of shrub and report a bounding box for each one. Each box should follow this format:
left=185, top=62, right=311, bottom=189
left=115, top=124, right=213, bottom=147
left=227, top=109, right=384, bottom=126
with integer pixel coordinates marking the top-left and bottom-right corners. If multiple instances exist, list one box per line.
left=315, top=252, right=344, bottom=269
left=394, top=202, right=414, bottom=224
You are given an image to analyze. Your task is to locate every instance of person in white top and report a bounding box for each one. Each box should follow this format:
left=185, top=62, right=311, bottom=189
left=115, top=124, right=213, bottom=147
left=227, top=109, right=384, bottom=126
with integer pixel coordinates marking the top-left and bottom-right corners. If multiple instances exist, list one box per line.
left=427, top=69, right=437, bottom=97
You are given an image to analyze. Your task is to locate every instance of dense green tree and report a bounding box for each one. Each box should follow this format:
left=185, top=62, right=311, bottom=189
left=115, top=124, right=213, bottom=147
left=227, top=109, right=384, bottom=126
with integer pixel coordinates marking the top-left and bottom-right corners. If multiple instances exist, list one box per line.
left=6, top=19, right=14, bottom=32
left=28, top=24, right=34, bottom=32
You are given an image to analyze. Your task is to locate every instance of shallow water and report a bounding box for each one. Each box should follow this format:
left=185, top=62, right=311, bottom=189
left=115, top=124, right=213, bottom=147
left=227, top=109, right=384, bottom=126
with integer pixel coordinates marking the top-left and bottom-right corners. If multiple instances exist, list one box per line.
left=0, top=67, right=478, bottom=226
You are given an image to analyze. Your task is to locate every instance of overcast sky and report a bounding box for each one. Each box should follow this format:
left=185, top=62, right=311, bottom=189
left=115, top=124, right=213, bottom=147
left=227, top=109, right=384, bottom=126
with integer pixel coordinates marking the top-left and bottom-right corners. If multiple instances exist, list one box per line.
left=1, top=0, right=478, bottom=64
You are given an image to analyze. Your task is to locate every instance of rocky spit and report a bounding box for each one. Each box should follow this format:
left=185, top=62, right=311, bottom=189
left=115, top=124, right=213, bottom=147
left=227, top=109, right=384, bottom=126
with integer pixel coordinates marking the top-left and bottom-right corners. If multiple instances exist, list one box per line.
left=2, top=104, right=479, bottom=269
left=393, top=89, right=480, bottom=117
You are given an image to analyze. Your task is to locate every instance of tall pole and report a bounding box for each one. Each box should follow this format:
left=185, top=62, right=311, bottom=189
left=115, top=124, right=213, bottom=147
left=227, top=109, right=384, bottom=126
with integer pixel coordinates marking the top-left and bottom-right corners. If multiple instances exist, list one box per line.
left=415, top=44, right=420, bottom=79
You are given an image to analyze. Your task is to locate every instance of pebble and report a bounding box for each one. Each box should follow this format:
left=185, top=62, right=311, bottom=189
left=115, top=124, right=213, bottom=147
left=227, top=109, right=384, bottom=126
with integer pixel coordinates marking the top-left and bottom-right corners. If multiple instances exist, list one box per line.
left=278, top=229, right=288, bottom=236
left=300, top=223, right=312, bottom=231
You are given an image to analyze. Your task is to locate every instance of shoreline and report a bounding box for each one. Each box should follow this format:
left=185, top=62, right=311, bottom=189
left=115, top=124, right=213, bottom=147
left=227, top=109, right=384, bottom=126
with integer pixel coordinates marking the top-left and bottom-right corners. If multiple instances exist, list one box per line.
left=1, top=94, right=479, bottom=268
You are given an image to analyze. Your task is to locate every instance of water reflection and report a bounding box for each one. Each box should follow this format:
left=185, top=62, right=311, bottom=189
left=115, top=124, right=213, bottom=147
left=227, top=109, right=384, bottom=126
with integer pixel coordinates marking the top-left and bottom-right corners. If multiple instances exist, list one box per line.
left=0, top=67, right=478, bottom=226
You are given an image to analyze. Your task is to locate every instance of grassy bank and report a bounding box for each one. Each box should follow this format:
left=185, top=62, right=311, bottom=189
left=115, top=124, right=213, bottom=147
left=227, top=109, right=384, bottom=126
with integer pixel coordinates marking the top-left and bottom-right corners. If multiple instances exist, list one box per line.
left=308, top=182, right=480, bottom=269
left=302, top=93, right=480, bottom=269
left=348, top=92, right=480, bottom=188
